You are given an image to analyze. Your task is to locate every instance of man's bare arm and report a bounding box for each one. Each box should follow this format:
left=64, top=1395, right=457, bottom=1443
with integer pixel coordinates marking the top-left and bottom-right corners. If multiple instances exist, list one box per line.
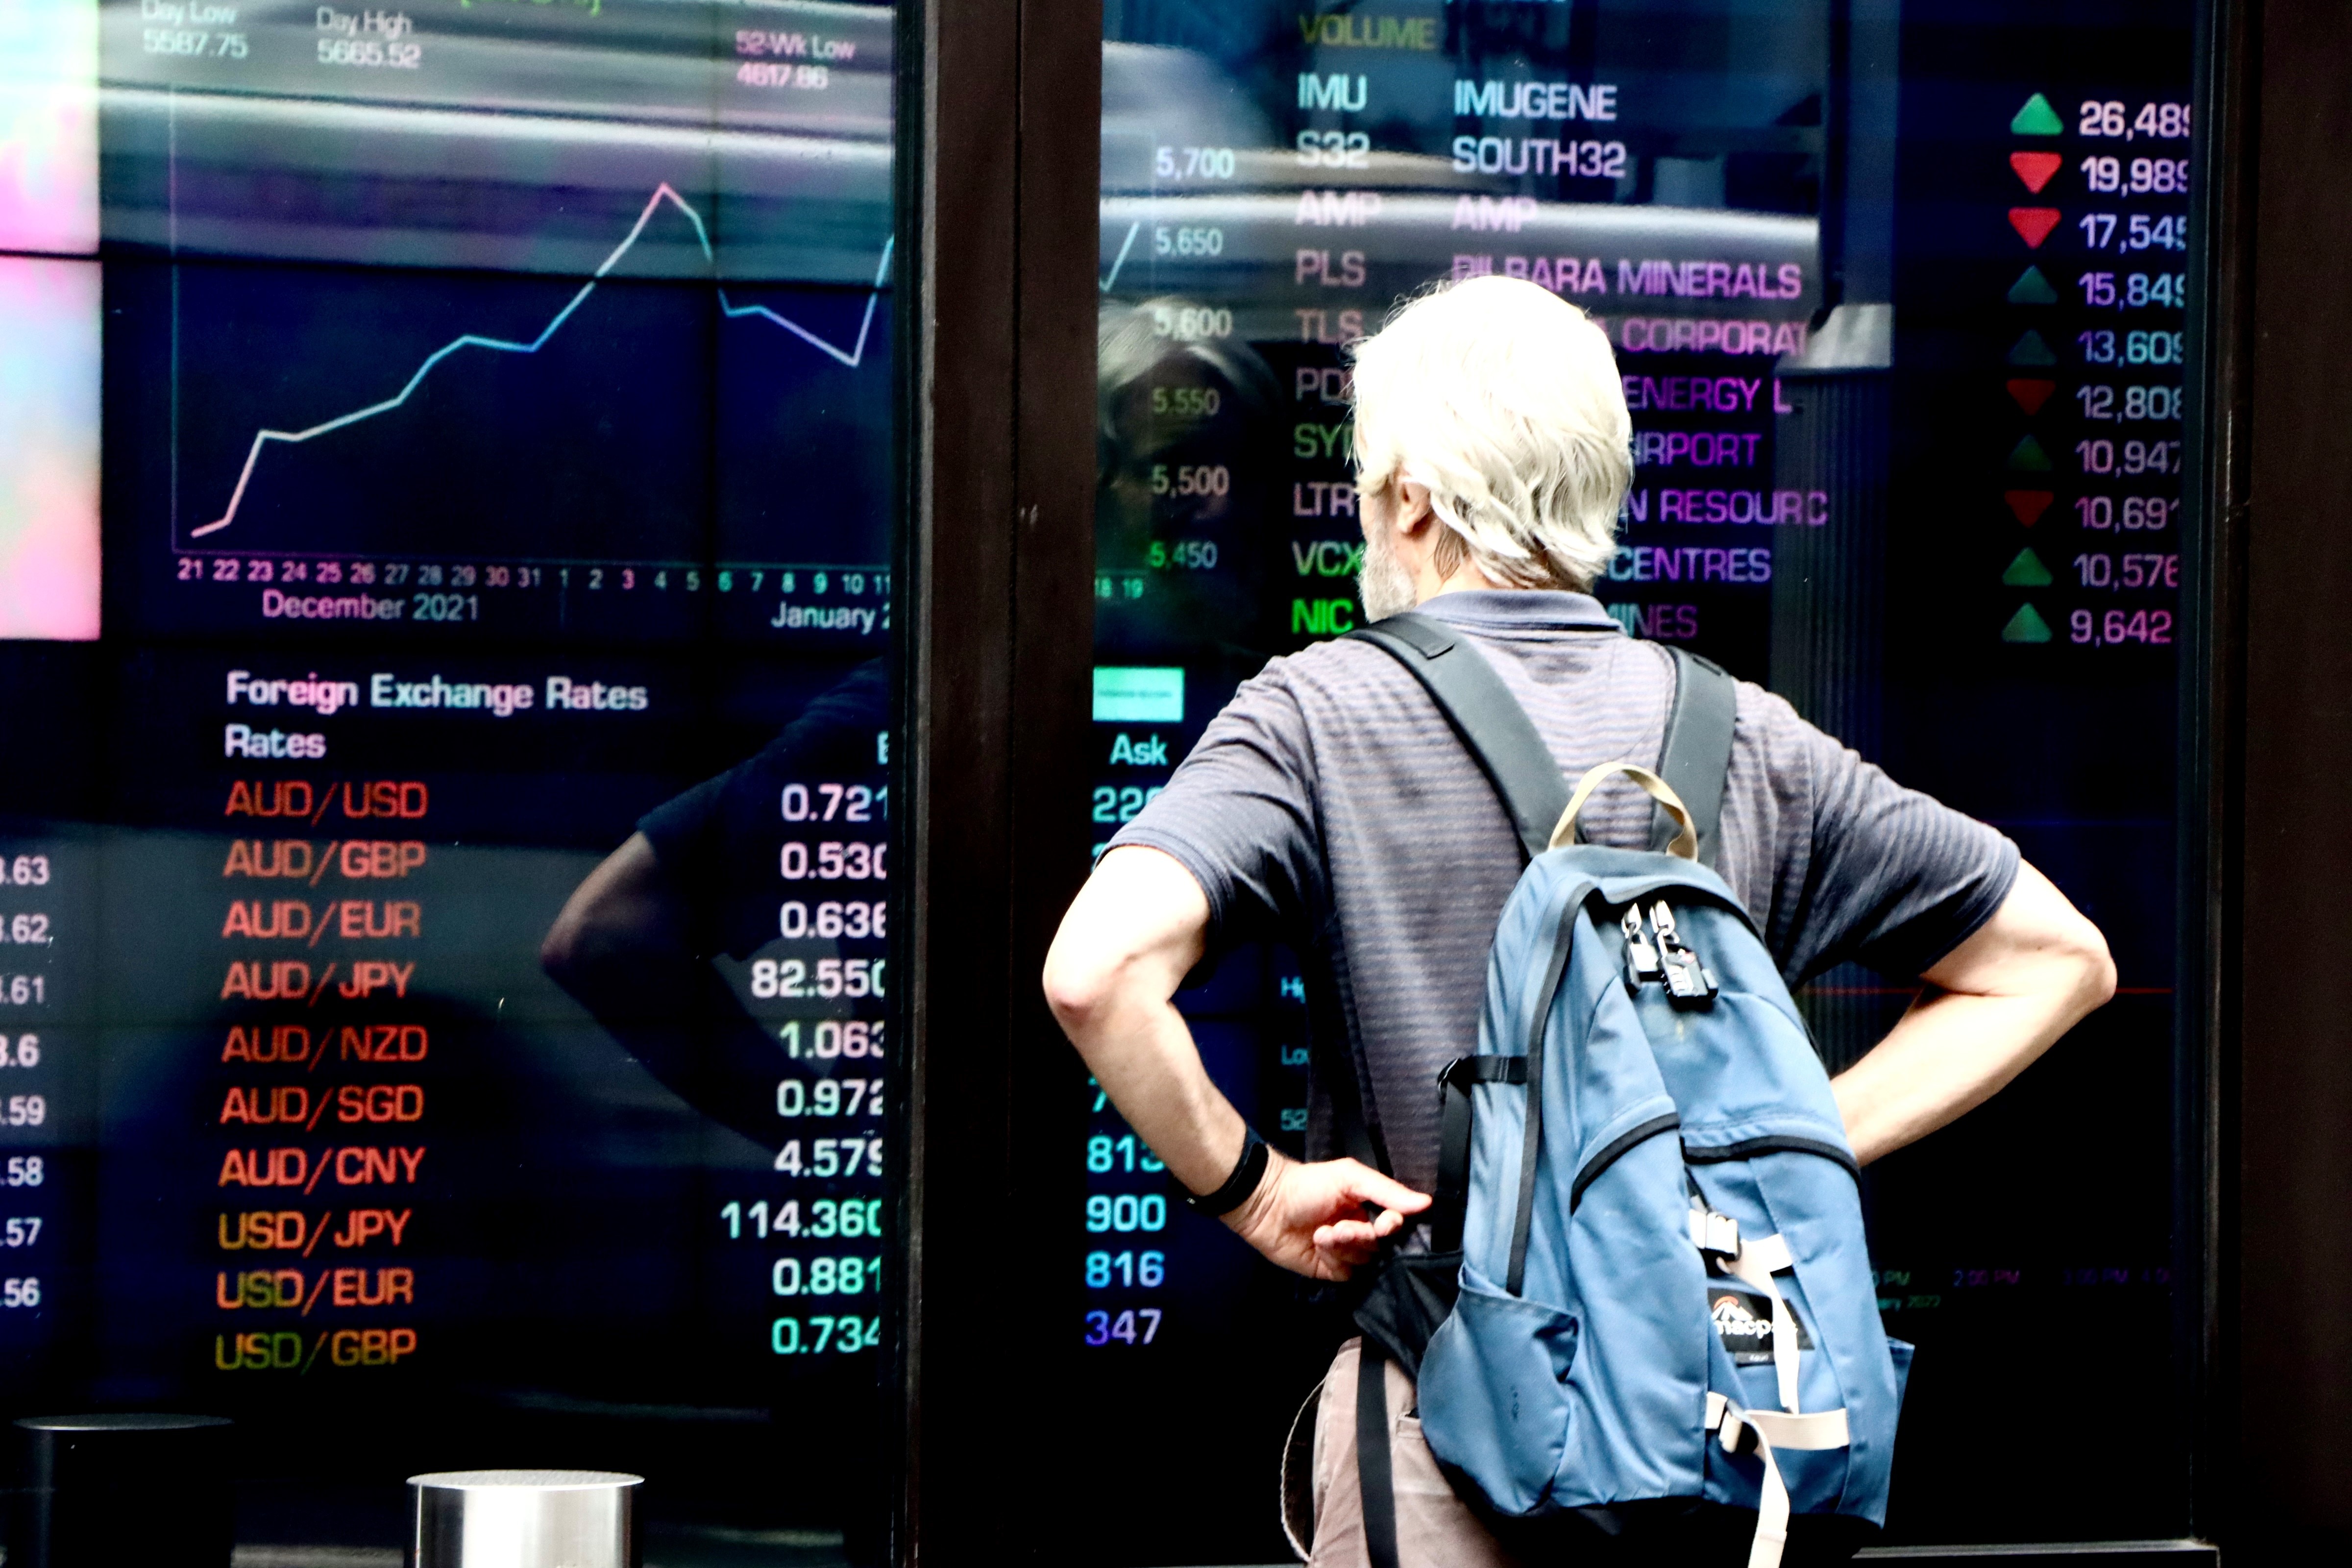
left=540, top=832, right=793, bottom=1152
left=1043, top=845, right=1428, bottom=1279
left=1831, top=861, right=2115, bottom=1165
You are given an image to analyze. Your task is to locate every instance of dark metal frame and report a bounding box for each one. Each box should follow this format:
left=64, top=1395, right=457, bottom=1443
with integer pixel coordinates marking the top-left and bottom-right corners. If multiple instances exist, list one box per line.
left=2200, top=0, right=2352, bottom=1556
left=2180, top=0, right=2254, bottom=1551
left=890, top=0, right=1102, bottom=1559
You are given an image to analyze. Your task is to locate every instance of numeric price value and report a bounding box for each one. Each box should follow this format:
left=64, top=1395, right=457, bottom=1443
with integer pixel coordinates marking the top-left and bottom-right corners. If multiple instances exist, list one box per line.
left=779, top=900, right=885, bottom=939
left=770, top=1254, right=879, bottom=1297
left=2079, top=156, right=2189, bottom=196
left=1152, top=305, right=1233, bottom=341
left=145, top=28, right=247, bottom=57
left=776, top=1077, right=883, bottom=1118
left=1151, top=386, right=1223, bottom=418
left=0, top=916, right=49, bottom=946
left=779, top=841, right=885, bottom=881
left=773, top=1136, right=883, bottom=1178
left=1091, top=785, right=1163, bottom=825
left=2077, top=330, right=2183, bottom=367
left=750, top=958, right=884, bottom=999
left=2075, top=495, right=2178, bottom=531
left=1087, top=1133, right=1165, bottom=1174
left=2075, top=271, right=2187, bottom=310
left=1152, top=464, right=1231, bottom=498
left=723, top=1198, right=885, bottom=1239
left=2074, top=438, right=2181, bottom=475
left=1084, top=1193, right=1168, bottom=1233
left=780, top=784, right=880, bottom=823
left=2078, top=101, right=2191, bottom=139
left=1084, top=1307, right=1162, bottom=1346
left=1147, top=539, right=1220, bottom=570
left=778, top=1020, right=883, bottom=1058
left=772, top=1315, right=880, bottom=1354
left=1085, top=1249, right=1166, bottom=1288
left=1155, top=146, right=1237, bottom=178
left=2069, top=608, right=2175, bottom=646
left=2075, top=385, right=2183, bottom=422
left=2073, top=552, right=2180, bottom=590
left=2078, top=213, right=2191, bottom=252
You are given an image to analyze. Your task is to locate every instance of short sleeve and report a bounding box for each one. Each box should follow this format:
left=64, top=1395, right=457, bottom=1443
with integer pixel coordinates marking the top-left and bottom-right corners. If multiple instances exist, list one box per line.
left=1775, top=715, right=2021, bottom=983
left=1105, top=667, right=1327, bottom=952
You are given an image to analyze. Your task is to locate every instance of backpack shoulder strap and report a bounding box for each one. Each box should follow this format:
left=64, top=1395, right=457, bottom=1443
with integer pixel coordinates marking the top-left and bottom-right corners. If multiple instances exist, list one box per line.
left=1654, top=646, right=1737, bottom=867
left=1354, top=1338, right=1400, bottom=1568
left=1349, top=615, right=1740, bottom=867
left=1347, top=612, right=1569, bottom=861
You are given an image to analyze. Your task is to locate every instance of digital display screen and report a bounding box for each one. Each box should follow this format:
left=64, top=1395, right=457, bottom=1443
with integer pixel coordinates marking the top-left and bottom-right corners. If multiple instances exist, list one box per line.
left=1077, top=1, right=2194, bottom=1558
left=0, top=2, right=896, bottom=1558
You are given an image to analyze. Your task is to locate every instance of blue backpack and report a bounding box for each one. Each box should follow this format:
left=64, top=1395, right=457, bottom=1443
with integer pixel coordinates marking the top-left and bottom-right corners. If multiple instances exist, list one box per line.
left=1341, top=614, right=1912, bottom=1568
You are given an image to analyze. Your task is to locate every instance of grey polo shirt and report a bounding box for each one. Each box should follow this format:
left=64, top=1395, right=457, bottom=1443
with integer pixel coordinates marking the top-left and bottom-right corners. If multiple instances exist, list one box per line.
left=1108, top=589, right=2019, bottom=1197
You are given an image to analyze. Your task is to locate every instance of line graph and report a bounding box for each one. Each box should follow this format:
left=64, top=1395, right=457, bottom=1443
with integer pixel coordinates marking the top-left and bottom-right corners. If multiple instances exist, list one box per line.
left=1101, top=220, right=1140, bottom=294
left=191, top=184, right=894, bottom=540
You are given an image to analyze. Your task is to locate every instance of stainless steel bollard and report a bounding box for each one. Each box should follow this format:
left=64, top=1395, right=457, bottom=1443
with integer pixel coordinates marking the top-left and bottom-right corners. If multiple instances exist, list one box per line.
left=408, top=1470, right=641, bottom=1568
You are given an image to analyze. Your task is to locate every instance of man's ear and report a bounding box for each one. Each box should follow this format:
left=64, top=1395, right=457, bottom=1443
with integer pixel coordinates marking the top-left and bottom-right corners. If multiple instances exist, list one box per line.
left=1395, top=479, right=1435, bottom=536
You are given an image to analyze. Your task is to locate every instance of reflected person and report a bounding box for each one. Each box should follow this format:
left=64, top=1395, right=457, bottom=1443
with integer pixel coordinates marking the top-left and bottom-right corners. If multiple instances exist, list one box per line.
left=539, top=659, right=886, bottom=1149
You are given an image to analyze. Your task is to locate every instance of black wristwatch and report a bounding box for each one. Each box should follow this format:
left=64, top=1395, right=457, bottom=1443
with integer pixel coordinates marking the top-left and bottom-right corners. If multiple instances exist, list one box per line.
left=1182, top=1126, right=1270, bottom=1216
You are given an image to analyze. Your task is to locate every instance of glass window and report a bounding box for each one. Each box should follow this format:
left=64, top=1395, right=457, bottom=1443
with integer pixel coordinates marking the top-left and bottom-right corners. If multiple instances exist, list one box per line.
left=0, top=2, right=898, bottom=1561
left=1078, top=0, right=2196, bottom=1555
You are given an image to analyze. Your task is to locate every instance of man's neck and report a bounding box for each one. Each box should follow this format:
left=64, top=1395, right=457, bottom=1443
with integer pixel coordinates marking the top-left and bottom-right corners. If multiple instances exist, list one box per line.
left=1414, top=561, right=1525, bottom=605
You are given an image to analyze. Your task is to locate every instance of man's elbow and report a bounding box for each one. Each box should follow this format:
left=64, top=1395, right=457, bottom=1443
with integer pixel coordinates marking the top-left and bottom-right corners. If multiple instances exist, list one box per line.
left=1041, top=944, right=1114, bottom=1043
left=539, top=907, right=591, bottom=991
left=2063, top=914, right=2119, bottom=1018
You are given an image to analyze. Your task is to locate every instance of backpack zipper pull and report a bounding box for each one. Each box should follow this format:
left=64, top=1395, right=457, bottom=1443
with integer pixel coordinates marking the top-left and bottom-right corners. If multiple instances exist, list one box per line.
left=1651, top=900, right=1718, bottom=1008
left=1622, top=905, right=1665, bottom=990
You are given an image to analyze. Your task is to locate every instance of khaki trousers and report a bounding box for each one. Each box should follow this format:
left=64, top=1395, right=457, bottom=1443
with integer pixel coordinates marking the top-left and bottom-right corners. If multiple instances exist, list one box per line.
left=1284, top=1337, right=1522, bottom=1568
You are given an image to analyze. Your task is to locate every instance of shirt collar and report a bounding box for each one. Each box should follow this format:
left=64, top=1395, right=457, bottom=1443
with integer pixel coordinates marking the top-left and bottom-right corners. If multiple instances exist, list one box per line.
left=1406, top=588, right=1624, bottom=634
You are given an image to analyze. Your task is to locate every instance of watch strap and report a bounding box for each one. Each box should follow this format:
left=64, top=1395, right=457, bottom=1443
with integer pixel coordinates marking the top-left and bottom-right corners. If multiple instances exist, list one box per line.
left=1183, top=1126, right=1270, bottom=1216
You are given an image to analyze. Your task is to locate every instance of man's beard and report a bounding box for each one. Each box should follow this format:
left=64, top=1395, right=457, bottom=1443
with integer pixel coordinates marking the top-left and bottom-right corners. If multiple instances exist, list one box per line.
left=1358, top=519, right=1418, bottom=621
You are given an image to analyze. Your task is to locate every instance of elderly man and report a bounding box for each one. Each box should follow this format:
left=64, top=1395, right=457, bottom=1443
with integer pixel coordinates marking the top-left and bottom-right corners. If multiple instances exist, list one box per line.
left=1043, top=276, right=2113, bottom=1566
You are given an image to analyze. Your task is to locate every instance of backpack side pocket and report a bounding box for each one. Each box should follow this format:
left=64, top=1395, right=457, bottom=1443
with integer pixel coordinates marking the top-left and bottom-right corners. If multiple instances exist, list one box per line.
left=1417, top=1262, right=1579, bottom=1516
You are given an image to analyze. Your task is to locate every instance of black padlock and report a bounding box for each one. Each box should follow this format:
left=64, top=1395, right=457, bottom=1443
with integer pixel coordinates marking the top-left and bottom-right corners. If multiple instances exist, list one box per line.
left=1650, top=901, right=1718, bottom=1008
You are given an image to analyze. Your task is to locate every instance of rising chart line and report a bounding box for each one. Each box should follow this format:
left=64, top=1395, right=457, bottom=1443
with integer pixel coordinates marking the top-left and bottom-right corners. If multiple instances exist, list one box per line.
left=191, top=183, right=894, bottom=539
left=1100, top=220, right=1140, bottom=294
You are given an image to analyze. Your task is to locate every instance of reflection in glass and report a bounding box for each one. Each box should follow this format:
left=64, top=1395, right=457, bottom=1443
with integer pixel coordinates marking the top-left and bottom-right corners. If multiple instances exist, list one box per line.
left=0, top=2, right=898, bottom=1561
left=1072, top=2, right=2195, bottom=1558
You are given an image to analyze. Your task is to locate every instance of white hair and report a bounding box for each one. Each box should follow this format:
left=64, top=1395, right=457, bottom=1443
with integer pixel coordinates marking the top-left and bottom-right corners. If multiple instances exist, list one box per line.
left=1349, top=276, right=1631, bottom=592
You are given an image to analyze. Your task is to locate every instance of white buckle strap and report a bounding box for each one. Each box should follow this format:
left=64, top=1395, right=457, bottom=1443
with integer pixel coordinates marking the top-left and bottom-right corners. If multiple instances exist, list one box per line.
left=1688, top=1205, right=1740, bottom=1259
left=1742, top=1407, right=1850, bottom=1450
left=1723, top=1232, right=1801, bottom=1415
left=1726, top=1232, right=1791, bottom=1281
left=1705, top=1394, right=1853, bottom=1568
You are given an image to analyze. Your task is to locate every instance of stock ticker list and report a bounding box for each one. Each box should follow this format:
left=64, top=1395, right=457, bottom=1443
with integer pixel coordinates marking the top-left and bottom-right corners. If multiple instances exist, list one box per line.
left=1078, top=2, right=2193, bottom=1552
left=1987, top=94, right=2188, bottom=654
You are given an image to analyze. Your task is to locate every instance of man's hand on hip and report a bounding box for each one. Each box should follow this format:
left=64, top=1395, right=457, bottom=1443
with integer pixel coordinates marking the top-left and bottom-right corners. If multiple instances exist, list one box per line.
left=1046, top=846, right=1430, bottom=1280
left=1225, top=1152, right=1430, bottom=1280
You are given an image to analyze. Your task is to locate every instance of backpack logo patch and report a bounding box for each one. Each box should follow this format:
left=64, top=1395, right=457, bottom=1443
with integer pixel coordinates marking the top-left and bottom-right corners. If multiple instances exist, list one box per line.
left=1709, top=1286, right=1813, bottom=1366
